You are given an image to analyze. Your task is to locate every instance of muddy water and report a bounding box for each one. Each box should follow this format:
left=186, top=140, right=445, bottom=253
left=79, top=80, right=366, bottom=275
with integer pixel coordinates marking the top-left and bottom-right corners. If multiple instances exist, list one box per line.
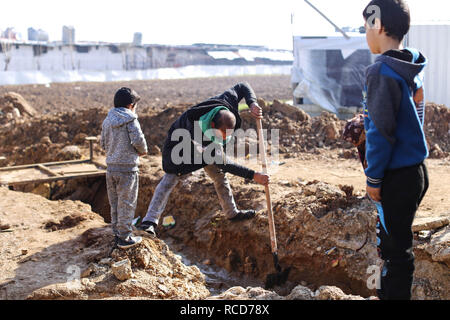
left=163, top=237, right=264, bottom=296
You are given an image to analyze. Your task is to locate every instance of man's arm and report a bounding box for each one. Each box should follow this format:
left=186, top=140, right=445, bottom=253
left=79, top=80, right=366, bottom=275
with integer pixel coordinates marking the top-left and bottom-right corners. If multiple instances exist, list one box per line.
left=127, top=119, right=148, bottom=155
left=216, top=159, right=255, bottom=180
left=364, top=73, right=402, bottom=191
left=217, top=159, right=271, bottom=185
left=212, top=82, right=257, bottom=111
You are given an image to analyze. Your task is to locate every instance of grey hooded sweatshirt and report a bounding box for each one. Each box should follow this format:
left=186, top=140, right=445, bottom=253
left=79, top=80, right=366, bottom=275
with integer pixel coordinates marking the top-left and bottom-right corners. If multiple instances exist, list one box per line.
left=100, top=107, right=148, bottom=172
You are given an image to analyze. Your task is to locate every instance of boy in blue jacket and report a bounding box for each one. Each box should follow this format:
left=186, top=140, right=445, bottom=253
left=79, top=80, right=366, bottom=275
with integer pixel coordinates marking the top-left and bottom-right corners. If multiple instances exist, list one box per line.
left=362, top=0, right=429, bottom=299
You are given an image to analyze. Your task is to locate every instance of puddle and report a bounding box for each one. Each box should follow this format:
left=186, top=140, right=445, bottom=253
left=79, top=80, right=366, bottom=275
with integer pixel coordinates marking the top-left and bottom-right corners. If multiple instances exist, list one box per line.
left=163, top=237, right=263, bottom=296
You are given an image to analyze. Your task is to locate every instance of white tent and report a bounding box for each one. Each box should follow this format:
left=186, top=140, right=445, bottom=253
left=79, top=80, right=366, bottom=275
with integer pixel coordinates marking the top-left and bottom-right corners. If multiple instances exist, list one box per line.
left=290, top=0, right=374, bottom=115
left=406, top=24, right=450, bottom=107
left=291, top=34, right=374, bottom=115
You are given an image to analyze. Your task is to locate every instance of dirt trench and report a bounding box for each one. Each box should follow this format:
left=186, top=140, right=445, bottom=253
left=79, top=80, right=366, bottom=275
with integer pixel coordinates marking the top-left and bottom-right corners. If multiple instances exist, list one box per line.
left=34, top=164, right=376, bottom=297
left=44, top=160, right=449, bottom=300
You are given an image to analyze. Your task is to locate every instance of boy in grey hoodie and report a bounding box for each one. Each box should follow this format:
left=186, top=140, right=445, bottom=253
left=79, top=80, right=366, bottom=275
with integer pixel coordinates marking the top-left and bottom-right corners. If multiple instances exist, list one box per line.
left=101, top=87, right=148, bottom=249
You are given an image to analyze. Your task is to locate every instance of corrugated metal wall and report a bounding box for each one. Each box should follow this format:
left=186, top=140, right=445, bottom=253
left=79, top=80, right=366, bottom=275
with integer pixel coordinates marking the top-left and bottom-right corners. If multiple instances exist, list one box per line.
left=406, top=25, right=450, bottom=107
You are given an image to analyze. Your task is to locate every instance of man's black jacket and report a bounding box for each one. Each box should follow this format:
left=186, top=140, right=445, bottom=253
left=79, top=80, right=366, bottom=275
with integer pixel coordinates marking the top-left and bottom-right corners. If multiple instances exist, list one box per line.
left=162, top=82, right=257, bottom=179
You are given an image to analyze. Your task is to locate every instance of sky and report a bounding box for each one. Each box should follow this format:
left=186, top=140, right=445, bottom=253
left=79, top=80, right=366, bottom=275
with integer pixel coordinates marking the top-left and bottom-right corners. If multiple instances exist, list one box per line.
left=1, top=0, right=448, bottom=50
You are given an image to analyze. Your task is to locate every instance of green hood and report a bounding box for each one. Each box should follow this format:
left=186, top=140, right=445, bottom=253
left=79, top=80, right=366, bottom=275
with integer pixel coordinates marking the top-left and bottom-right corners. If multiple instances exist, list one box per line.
left=198, top=106, right=232, bottom=145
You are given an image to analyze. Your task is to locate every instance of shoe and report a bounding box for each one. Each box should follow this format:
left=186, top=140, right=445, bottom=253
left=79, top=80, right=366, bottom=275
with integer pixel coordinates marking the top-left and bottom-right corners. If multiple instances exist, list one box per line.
left=109, top=235, right=120, bottom=256
left=229, top=210, right=256, bottom=221
left=138, top=221, right=157, bottom=237
left=117, top=235, right=142, bottom=249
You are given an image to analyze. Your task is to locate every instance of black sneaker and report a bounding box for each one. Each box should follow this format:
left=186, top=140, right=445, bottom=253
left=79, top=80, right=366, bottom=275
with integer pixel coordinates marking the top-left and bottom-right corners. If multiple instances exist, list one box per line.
left=229, top=210, right=256, bottom=221
left=109, top=235, right=120, bottom=255
left=138, top=221, right=157, bottom=237
left=117, top=235, right=142, bottom=249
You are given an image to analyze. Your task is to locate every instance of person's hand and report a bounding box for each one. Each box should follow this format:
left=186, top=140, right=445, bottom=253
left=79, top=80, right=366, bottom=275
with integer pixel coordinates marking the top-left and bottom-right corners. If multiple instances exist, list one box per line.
left=366, top=185, right=381, bottom=202
left=254, top=172, right=270, bottom=186
left=138, top=152, right=147, bottom=157
left=249, top=102, right=263, bottom=119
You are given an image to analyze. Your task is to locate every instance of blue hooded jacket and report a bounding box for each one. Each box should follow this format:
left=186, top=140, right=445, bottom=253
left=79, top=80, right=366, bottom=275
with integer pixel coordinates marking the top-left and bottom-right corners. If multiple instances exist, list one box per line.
left=363, top=48, right=428, bottom=188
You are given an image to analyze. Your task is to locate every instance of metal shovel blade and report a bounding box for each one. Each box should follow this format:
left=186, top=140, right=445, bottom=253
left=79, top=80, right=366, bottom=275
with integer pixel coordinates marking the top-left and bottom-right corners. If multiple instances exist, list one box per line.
left=264, top=252, right=291, bottom=289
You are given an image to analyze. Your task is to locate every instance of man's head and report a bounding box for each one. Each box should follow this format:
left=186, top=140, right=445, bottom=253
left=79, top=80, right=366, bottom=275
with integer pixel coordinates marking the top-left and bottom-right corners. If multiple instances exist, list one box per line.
left=114, top=87, right=141, bottom=109
left=211, top=110, right=236, bottom=141
left=363, top=0, right=410, bottom=53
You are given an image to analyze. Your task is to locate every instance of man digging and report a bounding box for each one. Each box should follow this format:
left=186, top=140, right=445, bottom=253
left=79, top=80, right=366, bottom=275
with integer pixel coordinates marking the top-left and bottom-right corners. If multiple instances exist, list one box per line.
left=138, top=82, right=269, bottom=236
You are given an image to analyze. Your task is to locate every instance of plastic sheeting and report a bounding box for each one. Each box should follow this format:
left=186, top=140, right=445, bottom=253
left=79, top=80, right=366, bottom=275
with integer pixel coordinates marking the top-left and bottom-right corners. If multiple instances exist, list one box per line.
left=291, top=35, right=374, bottom=113
left=0, top=64, right=292, bottom=85
left=207, top=51, right=239, bottom=60
left=237, top=49, right=294, bottom=62
left=207, top=50, right=293, bottom=62
left=405, top=24, right=450, bottom=107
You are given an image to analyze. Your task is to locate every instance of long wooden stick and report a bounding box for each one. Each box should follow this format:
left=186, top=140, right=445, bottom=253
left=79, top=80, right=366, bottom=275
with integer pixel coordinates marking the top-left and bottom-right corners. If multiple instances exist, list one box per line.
left=256, top=119, right=278, bottom=254
left=37, top=164, right=61, bottom=177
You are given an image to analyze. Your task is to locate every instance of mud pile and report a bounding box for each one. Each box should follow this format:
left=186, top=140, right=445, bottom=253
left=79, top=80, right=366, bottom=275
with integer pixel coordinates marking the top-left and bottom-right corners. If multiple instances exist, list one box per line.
left=424, top=103, right=450, bottom=158
left=0, top=103, right=186, bottom=166
left=28, top=235, right=211, bottom=300
left=134, top=167, right=449, bottom=299
left=0, top=98, right=347, bottom=166
left=208, top=285, right=366, bottom=300
left=135, top=169, right=379, bottom=297
left=2, top=96, right=447, bottom=167
left=0, top=92, right=37, bottom=125
left=1, top=186, right=375, bottom=300
left=0, top=106, right=108, bottom=165
left=239, top=99, right=351, bottom=157
left=0, top=187, right=210, bottom=300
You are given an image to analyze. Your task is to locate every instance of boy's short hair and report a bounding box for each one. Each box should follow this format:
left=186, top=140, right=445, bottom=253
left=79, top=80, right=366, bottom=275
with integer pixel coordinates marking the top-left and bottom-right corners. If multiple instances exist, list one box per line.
left=363, top=0, right=410, bottom=42
left=114, top=87, right=141, bottom=108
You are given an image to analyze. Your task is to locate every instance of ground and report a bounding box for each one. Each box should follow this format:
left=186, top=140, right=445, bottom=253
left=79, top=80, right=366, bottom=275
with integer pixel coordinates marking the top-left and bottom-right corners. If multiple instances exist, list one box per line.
left=0, top=75, right=448, bottom=300
left=0, top=75, right=292, bottom=114
left=250, top=152, right=449, bottom=217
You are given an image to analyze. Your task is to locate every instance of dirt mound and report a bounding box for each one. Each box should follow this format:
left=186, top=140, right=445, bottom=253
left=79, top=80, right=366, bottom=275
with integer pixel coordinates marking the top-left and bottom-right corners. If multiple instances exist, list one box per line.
left=44, top=214, right=87, bottom=231
left=208, top=285, right=367, bottom=300
left=0, top=107, right=107, bottom=165
left=0, top=92, right=37, bottom=124
left=0, top=103, right=187, bottom=166
left=1, top=98, right=447, bottom=167
left=0, top=186, right=374, bottom=301
left=0, top=187, right=211, bottom=300
left=139, top=169, right=379, bottom=297
left=425, top=103, right=450, bottom=158
left=28, top=234, right=211, bottom=300
left=239, top=99, right=351, bottom=158
left=131, top=161, right=449, bottom=299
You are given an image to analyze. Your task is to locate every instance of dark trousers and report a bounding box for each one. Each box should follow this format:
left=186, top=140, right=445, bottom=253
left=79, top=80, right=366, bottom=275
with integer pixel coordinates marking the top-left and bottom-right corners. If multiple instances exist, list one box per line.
left=376, top=162, right=429, bottom=300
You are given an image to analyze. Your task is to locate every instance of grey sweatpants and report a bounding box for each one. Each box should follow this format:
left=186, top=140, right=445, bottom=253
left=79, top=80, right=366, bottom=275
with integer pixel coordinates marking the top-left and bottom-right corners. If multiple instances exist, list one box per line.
left=106, top=171, right=139, bottom=239
left=142, top=165, right=239, bottom=225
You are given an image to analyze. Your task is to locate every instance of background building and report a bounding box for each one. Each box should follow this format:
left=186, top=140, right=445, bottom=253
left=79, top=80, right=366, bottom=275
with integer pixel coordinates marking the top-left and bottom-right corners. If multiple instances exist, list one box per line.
left=62, top=26, right=75, bottom=44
